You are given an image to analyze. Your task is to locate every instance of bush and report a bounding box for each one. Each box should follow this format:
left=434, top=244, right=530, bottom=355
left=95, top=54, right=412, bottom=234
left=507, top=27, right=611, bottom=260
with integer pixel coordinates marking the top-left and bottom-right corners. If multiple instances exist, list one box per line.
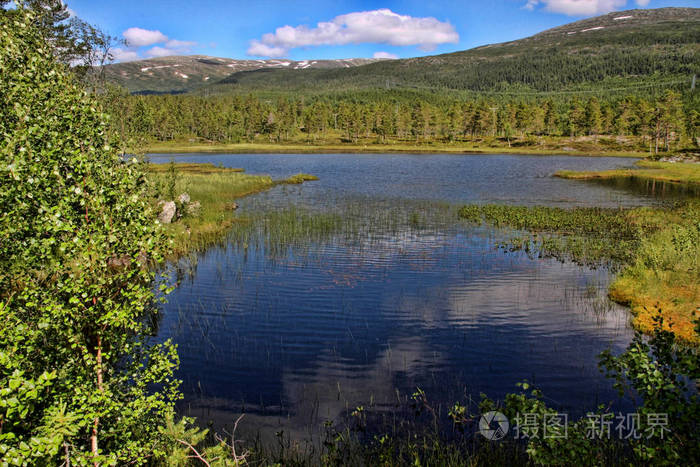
left=0, top=8, right=179, bottom=464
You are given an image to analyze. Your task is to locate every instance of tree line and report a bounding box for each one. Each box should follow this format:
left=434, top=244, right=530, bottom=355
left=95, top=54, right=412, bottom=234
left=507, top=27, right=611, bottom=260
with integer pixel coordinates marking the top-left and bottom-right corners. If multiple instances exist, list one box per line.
left=106, top=90, right=699, bottom=153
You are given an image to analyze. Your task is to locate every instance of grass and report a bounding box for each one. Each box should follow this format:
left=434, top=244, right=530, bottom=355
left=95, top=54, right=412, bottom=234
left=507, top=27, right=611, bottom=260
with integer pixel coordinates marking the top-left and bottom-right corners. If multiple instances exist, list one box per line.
left=553, top=161, right=700, bottom=343
left=607, top=203, right=700, bottom=344
left=556, top=160, right=700, bottom=187
left=277, top=173, right=319, bottom=184
left=144, top=137, right=645, bottom=158
left=459, top=202, right=700, bottom=344
left=147, top=162, right=245, bottom=174
left=148, top=163, right=319, bottom=256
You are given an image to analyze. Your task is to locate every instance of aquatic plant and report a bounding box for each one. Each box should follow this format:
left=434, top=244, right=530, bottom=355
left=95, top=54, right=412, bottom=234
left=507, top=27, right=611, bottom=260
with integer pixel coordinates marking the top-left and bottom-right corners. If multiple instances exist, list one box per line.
left=279, top=173, right=320, bottom=184
left=458, top=204, right=645, bottom=265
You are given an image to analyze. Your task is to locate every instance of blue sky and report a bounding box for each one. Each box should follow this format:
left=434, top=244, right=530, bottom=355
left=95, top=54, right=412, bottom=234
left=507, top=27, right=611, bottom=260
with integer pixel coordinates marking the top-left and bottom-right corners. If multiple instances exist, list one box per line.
left=66, top=0, right=698, bottom=62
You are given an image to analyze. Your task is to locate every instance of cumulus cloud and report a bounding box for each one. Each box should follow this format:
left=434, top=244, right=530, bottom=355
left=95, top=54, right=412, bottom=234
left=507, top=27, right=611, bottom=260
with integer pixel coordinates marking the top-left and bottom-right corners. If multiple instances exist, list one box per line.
left=246, top=42, right=288, bottom=58
left=165, top=39, right=197, bottom=49
left=111, top=28, right=197, bottom=62
left=123, top=27, right=168, bottom=47
left=247, top=9, right=459, bottom=57
left=111, top=48, right=141, bottom=62
left=373, top=51, right=399, bottom=59
left=144, top=46, right=179, bottom=58
left=524, top=0, right=651, bottom=16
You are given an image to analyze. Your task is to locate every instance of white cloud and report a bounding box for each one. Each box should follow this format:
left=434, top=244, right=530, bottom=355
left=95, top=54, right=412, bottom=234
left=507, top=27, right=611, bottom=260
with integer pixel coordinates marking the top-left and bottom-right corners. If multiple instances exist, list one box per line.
left=165, top=39, right=197, bottom=49
left=247, top=42, right=288, bottom=58
left=111, top=28, right=197, bottom=62
left=373, top=51, right=399, bottom=59
left=524, top=0, right=651, bottom=16
left=144, top=46, right=181, bottom=58
left=111, top=48, right=141, bottom=62
left=247, top=9, right=459, bottom=57
left=123, top=27, right=168, bottom=47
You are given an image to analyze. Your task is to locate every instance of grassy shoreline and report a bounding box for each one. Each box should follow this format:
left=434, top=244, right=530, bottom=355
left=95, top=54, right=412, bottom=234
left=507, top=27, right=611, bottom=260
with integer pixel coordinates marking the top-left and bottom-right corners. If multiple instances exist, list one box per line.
left=555, top=160, right=700, bottom=187
left=549, top=161, right=700, bottom=343
left=148, top=162, right=318, bottom=256
left=144, top=141, right=645, bottom=158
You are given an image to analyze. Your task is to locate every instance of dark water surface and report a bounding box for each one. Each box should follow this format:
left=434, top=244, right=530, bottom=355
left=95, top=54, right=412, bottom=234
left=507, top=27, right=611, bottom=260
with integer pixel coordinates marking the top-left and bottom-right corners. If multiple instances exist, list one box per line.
left=151, top=154, right=656, bottom=441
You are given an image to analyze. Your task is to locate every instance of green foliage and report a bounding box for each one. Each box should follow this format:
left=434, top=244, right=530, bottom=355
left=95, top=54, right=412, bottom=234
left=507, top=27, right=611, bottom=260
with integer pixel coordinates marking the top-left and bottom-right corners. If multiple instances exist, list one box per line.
left=599, top=314, right=700, bottom=463
left=156, top=414, right=249, bottom=466
left=498, top=314, right=700, bottom=466
left=0, top=8, right=179, bottom=464
left=3, top=0, right=118, bottom=82
left=166, top=159, right=178, bottom=201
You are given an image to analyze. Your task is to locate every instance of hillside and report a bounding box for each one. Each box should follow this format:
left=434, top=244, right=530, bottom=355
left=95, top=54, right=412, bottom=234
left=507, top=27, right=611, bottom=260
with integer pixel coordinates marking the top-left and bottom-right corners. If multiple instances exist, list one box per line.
left=102, top=55, right=384, bottom=94
left=103, top=8, right=699, bottom=96
left=208, top=7, right=699, bottom=95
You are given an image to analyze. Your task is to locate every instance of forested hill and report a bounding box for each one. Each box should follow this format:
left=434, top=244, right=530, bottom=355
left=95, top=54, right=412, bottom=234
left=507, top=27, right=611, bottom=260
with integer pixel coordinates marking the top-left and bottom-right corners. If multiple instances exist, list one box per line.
left=207, top=7, right=698, bottom=95
left=102, top=56, right=384, bottom=94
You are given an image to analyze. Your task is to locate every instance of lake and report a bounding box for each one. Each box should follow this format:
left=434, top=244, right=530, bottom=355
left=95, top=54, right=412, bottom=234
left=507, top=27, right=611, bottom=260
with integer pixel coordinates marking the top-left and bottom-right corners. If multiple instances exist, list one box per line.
left=149, top=153, right=660, bottom=442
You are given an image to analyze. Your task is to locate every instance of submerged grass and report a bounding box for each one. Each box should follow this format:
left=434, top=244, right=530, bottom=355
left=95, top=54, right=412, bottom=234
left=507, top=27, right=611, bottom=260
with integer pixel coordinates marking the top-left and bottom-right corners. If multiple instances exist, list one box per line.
left=459, top=202, right=700, bottom=344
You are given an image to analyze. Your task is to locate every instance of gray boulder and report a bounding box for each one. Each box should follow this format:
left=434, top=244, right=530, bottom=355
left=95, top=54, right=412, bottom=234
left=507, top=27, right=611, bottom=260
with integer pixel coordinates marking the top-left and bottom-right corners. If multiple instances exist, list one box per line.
left=158, top=201, right=177, bottom=224
left=177, top=192, right=191, bottom=204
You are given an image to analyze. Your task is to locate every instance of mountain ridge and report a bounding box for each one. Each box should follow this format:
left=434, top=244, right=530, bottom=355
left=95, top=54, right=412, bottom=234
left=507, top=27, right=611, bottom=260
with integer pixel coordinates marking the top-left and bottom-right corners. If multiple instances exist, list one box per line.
left=103, top=56, right=385, bottom=94
left=103, top=7, right=700, bottom=95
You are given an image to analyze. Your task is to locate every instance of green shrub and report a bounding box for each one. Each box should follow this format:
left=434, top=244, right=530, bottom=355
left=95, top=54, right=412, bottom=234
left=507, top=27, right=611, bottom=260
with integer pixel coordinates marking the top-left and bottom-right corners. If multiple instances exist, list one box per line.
left=0, top=8, right=179, bottom=464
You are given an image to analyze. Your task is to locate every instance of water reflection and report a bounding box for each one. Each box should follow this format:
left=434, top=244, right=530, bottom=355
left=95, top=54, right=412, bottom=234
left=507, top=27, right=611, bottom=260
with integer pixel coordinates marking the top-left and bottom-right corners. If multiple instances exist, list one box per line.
left=585, top=175, right=700, bottom=199
left=160, top=224, right=633, bottom=437
left=151, top=154, right=653, bottom=442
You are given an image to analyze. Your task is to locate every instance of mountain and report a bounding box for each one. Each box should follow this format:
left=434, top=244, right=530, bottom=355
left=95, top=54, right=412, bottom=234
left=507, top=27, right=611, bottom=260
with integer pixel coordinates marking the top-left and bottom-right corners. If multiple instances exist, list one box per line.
left=208, top=8, right=699, bottom=95
left=102, top=55, right=384, bottom=94
left=104, top=8, right=699, bottom=96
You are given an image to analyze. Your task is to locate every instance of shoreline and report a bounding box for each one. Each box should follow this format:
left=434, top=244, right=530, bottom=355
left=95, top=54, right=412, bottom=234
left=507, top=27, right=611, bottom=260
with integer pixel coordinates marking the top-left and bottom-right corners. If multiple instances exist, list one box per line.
left=555, top=160, right=700, bottom=188
left=143, top=142, right=646, bottom=158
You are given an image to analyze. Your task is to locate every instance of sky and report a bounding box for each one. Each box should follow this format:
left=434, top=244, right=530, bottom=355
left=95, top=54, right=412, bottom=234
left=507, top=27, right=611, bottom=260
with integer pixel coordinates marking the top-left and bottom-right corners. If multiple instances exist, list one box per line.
left=65, top=0, right=699, bottom=62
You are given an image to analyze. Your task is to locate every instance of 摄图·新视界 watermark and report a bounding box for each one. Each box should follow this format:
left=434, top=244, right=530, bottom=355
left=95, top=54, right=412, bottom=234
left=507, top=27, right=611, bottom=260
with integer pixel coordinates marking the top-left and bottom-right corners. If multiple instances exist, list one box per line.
left=479, top=411, right=671, bottom=441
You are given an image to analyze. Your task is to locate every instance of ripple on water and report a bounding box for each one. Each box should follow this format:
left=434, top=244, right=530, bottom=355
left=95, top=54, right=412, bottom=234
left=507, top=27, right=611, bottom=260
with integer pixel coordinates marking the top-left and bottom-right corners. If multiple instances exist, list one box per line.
left=152, top=154, right=645, bottom=436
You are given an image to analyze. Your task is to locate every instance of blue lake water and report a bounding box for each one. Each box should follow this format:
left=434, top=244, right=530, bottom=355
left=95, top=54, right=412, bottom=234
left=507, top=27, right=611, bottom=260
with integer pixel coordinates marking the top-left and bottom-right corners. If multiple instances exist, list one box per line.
left=150, top=153, right=658, bottom=441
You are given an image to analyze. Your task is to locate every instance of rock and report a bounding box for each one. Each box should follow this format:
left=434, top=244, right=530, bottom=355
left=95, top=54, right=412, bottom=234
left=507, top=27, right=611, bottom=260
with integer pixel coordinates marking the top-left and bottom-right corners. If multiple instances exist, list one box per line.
left=186, top=201, right=201, bottom=216
left=107, top=251, right=148, bottom=270
left=177, top=192, right=191, bottom=204
left=107, top=255, right=130, bottom=270
left=158, top=201, right=177, bottom=224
